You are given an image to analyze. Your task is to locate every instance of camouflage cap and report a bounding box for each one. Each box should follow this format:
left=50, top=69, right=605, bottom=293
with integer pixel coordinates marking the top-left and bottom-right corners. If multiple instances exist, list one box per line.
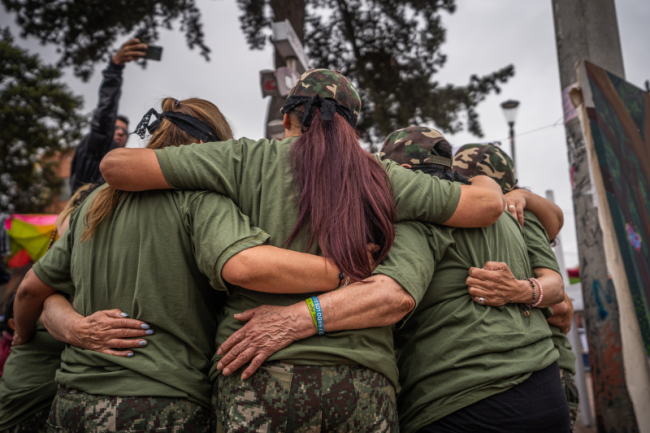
left=379, top=126, right=452, bottom=167
left=286, top=69, right=362, bottom=118
left=453, top=143, right=518, bottom=192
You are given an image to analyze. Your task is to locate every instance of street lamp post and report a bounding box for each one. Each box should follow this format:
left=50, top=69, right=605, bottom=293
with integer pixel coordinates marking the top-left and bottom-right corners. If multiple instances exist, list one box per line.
left=500, top=99, right=520, bottom=174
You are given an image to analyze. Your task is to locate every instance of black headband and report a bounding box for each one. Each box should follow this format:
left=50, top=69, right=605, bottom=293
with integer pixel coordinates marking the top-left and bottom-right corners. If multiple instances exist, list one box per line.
left=282, top=95, right=358, bottom=132
left=410, top=165, right=470, bottom=184
left=132, top=108, right=221, bottom=143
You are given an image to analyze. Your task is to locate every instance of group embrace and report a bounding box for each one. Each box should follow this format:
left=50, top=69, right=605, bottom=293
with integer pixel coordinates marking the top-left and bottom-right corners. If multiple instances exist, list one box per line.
left=4, top=69, right=577, bottom=433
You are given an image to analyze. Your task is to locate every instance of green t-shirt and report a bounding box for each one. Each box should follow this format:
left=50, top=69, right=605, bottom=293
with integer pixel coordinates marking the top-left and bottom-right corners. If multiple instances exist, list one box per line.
left=0, top=322, right=65, bottom=430
left=393, top=212, right=558, bottom=433
left=521, top=210, right=575, bottom=374
left=154, top=137, right=462, bottom=387
left=33, top=186, right=269, bottom=408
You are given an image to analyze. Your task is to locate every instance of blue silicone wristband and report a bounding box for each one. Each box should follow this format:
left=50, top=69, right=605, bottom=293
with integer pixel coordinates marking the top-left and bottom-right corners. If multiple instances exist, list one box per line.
left=311, top=296, right=325, bottom=335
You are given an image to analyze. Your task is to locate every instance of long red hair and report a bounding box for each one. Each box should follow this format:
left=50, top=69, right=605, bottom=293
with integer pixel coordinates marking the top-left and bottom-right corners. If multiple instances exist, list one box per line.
left=285, top=109, right=395, bottom=281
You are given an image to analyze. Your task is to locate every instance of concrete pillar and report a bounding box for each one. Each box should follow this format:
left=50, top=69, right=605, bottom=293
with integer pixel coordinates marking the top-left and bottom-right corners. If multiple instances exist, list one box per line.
left=552, top=1, right=648, bottom=431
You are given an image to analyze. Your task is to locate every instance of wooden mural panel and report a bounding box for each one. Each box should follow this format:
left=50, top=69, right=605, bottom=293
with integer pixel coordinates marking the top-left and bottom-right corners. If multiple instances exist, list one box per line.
left=583, top=61, right=650, bottom=355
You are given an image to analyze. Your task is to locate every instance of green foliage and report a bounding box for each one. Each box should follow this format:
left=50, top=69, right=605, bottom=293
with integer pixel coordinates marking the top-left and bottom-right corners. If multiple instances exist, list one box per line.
left=2, top=0, right=210, bottom=81
left=0, top=28, right=85, bottom=213
left=237, top=0, right=514, bottom=147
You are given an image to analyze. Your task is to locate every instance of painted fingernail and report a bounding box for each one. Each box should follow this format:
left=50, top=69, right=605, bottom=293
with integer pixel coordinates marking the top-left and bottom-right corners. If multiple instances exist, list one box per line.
left=139, top=340, right=147, bottom=346
left=141, top=324, right=150, bottom=329
left=120, top=312, right=129, bottom=317
left=145, top=330, right=154, bottom=335
left=127, top=352, right=134, bottom=357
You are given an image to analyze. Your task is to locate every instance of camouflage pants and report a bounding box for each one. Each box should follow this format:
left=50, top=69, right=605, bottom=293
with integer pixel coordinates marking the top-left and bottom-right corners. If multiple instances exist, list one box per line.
left=0, top=407, right=49, bottom=433
left=560, top=368, right=579, bottom=432
left=46, top=385, right=210, bottom=432
left=213, top=362, right=398, bottom=433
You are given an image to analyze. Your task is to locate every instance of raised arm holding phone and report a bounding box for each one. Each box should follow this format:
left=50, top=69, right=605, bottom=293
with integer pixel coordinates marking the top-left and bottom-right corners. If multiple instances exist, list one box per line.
left=69, top=38, right=147, bottom=192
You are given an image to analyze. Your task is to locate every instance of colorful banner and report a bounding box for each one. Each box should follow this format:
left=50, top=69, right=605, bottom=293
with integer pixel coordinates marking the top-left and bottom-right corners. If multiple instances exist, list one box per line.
left=4, top=214, right=58, bottom=267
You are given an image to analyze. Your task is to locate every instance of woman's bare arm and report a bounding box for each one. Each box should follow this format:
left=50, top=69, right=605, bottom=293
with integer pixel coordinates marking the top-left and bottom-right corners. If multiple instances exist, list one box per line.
left=222, top=246, right=352, bottom=294
left=443, top=176, right=506, bottom=228
left=100, top=148, right=169, bottom=191
left=215, top=275, right=414, bottom=378
left=13, top=270, right=58, bottom=345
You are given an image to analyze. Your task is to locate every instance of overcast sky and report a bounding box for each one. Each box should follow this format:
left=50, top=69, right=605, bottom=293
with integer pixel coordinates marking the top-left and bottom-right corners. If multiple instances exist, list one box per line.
left=2, top=0, right=649, bottom=267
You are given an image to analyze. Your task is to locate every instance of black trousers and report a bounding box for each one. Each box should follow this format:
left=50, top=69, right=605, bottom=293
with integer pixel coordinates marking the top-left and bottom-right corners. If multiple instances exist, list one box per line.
left=418, top=362, right=571, bottom=433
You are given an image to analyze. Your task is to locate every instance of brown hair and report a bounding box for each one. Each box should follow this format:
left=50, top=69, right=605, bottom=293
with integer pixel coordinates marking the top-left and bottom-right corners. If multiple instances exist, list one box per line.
left=81, top=97, right=233, bottom=241
left=285, top=109, right=395, bottom=281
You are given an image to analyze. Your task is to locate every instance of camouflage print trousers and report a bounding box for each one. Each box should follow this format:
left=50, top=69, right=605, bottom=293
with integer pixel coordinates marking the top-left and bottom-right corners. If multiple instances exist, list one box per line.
left=560, top=368, right=579, bottom=433
left=0, top=407, right=49, bottom=433
left=212, top=362, right=398, bottom=433
left=46, top=385, right=210, bottom=433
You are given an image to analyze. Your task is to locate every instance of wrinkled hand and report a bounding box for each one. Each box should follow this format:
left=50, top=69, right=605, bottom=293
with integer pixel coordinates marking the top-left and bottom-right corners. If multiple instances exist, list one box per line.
left=547, top=292, right=574, bottom=334
left=217, top=304, right=315, bottom=379
left=505, top=189, right=528, bottom=227
left=69, top=309, right=152, bottom=357
left=112, top=39, right=147, bottom=65
left=466, top=261, right=529, bottom=307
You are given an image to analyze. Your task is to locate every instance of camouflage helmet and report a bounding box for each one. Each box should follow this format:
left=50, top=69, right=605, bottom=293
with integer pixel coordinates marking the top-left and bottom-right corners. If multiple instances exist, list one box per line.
left=453, top=143, right=517, bottom=192
left=379, top=126, right=452, bottom=167
left=285, top=69, right=362, bottom=119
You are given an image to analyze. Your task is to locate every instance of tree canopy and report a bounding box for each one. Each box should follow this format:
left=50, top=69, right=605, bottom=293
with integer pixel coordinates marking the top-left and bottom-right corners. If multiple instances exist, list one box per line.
left=0, top=28, right=85, bottom=213
left=238, top=0, right=514, bottom=146
left=4, top=0, right=514, bottom=146
left=1, top=0, right=210, bottom=81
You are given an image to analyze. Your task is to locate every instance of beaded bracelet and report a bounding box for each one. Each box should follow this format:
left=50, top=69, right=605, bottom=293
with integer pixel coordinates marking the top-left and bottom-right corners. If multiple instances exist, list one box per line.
left=526, top=278, right=536, bottom=308
left=305, top=297, right=325, bottom=335
left=531, top=278, right=543, bottom=307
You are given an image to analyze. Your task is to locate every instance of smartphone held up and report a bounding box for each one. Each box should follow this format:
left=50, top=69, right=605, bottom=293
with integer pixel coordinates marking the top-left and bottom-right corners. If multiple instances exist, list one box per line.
left=144, top=45, right=163, bottom=61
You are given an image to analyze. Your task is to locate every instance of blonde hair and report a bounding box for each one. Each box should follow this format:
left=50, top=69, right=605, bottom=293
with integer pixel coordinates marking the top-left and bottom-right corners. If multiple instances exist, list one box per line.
left=81, top=97, right=233, bottom=241
left=55, top=183, right=95, bottom=235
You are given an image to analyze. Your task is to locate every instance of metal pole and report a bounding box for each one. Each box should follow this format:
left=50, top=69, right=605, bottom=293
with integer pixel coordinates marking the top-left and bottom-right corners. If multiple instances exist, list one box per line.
left=508, top=121, right=516, bottom=175
left=546, top=190, right=593, bottom=426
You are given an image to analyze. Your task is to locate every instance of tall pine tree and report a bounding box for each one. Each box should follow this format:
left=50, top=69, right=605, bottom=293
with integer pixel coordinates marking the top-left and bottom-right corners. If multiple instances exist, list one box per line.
left=0, top=28, right=85, bottom=213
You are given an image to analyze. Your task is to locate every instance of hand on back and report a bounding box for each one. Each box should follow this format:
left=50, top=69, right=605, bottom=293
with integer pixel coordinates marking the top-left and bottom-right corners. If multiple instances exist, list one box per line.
left=69, top=309, right=152, bottom=357
left=547, top=292, right=574, bottom=334
left=466, top=261, right=529, bottom=307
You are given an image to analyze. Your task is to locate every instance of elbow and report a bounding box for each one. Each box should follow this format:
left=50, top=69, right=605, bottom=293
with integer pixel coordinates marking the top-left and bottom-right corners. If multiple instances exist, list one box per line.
left=99, top=149, right=127, bottom=188
left=222, top=251, right=255, bottom=288
left=16, top=270, right=41, bottom=303
left=549, top=212, right=565, bottom=241
left=398, top=291, right=416, bottom=318
left=376, top=275, right=415, bottom=324
left=478, top=194, right=505, bottom=227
